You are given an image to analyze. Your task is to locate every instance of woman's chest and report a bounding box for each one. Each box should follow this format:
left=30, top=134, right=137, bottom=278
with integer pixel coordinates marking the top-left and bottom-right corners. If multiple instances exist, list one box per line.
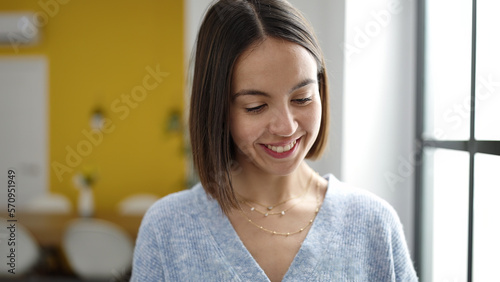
left=229, top=216, right=312, bottom=282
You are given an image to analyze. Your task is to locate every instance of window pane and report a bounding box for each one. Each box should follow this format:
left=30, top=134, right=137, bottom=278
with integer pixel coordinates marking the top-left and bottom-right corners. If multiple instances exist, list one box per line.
left=473, top=153, right=500, bottom=281
left=421, top=148, right=469, bottom=282
left=475, top=0, right=500, bottom=140
left=424, top=0, right=472, bottom=140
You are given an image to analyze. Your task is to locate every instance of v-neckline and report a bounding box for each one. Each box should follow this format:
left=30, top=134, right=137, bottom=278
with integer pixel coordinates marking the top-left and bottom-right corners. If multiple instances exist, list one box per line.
left=198, top=174, right=337, bottom=281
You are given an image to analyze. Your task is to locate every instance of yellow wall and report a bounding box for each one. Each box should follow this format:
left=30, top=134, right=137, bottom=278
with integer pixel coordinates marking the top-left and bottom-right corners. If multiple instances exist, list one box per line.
left=0, top=0, right=186, bottom=212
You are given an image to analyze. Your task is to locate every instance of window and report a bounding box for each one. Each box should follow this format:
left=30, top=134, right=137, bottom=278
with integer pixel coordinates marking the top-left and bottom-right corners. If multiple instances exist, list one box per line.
left=416, top=0, right=500, bottom=281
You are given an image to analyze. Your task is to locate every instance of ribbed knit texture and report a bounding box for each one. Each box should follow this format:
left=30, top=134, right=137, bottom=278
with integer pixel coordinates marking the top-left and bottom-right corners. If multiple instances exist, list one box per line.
left=131, top=174, right=418, bottom=281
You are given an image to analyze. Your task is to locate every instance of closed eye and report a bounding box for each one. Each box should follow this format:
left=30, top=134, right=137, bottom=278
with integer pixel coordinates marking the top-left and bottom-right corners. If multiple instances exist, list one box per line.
left=245, top=104, right=266, bottom=113
left=293, top=97, right=312, bottom=105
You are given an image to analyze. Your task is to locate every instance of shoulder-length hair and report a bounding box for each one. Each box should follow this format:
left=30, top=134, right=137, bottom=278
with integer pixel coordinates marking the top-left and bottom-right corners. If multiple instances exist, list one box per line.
left=189, top=0, right=329, bottom=213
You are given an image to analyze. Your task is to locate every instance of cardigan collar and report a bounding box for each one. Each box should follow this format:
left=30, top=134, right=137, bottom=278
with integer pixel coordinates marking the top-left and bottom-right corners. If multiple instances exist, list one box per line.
left=196, top=174, right=339, bottom=282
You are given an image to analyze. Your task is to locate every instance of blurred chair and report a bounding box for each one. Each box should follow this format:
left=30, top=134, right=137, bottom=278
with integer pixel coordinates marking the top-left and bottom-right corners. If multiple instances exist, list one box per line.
left=0, top=218, right=40, bottom=278
left=117, top=193, right=159, bottom=215
left=24, top=193, right=72, bottom=214
left=62, top=218, right=133, bottom=280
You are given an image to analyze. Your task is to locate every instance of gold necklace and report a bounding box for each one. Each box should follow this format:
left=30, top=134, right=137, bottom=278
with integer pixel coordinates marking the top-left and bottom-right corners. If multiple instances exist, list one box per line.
left=240, top=198, right=302, bottom=216
left=237, top=173, right=322, bottom=236
left=239, top=177, right=312, bottom=217
left=236, top=171, right=314, bottom=213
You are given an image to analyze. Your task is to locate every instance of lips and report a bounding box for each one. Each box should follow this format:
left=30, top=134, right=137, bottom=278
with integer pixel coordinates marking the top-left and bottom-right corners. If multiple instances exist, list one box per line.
left=259, top=137, right=301, bottom=159
left=265, top=139, right=297, bottom=153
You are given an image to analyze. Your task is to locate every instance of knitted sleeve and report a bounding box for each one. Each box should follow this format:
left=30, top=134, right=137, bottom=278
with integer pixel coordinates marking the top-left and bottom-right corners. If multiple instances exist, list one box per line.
left=130, top=208, right=165, bottom=282
left=388, top=207, right=419, bottom=281
left=338, top=185, right=419, bottom=281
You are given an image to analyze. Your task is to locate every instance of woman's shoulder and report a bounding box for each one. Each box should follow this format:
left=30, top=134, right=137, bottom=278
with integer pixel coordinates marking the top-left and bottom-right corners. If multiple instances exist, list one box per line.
left=324, top=174, right=400, bottom=225
left=140, top=183, right=207, bottom=226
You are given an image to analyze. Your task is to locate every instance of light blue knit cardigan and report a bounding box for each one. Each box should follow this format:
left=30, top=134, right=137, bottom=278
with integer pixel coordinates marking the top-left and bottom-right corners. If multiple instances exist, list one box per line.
left=131, top=174, right=418, bottom=281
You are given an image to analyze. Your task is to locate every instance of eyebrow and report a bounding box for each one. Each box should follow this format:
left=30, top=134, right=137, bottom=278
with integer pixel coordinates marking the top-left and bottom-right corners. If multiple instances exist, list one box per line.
left=233, top=78, right=317, bottom=99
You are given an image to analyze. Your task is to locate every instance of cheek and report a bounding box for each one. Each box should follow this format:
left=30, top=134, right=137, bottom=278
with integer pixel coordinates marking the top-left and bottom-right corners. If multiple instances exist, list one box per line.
left=229, top=113, right=262, bottom=148
left=304, top=102, right=322, bottom=133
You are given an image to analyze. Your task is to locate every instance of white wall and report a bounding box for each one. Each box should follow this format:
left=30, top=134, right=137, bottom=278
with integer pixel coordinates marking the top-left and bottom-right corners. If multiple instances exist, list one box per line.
left=343, top=0, right=416, bottom=255
left=0, top=57, right=48, bottom=210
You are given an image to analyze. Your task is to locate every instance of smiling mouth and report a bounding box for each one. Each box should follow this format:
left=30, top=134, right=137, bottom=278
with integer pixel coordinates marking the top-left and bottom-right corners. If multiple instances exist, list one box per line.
left=265, top=139, right=297, bottom=153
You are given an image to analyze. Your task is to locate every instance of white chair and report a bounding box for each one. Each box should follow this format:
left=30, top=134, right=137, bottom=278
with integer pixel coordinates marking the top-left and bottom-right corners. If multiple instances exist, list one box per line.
left=24, top=193, right=72, bottom=214
left=117, top=193, right=159, bottom=215
left=0, top=218, right=40, bottom=277
left=62, top=218, right=134, bottom=280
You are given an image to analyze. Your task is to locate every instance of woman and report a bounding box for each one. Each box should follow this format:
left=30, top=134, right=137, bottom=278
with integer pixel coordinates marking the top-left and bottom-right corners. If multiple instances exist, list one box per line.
left=131, top=0, right=418, bottom=281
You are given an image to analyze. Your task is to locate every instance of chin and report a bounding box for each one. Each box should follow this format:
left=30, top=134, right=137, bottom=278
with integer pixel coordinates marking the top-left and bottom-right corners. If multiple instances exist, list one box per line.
left=258, top=153, right=308, bottom=176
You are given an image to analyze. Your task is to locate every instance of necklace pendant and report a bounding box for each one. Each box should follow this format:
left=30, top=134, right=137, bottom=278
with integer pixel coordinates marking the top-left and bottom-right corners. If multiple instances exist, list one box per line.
left=267, top=206, right=273, bottom=210
left=281, top=211, right=285, bottom=215
left=264, top=213, right=269, bottom=217
left=250, top=207, right=255, bottom=211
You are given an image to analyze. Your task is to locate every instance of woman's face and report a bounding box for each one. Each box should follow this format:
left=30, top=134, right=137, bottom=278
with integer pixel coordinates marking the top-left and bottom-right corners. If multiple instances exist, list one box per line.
left=229, top=37, right=322, bottom=176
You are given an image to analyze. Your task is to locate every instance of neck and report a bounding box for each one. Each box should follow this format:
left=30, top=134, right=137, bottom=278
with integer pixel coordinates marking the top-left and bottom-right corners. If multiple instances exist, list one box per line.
left=230, top=162, right=314, bottom=207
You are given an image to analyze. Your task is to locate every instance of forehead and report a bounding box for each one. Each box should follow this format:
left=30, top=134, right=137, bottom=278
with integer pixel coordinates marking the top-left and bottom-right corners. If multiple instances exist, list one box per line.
left=232, top=37, right=318, bottom=94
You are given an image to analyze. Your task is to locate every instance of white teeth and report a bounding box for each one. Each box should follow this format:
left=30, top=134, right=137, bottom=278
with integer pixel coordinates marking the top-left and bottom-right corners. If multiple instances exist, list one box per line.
left=266, top=139, right=297, bottom=153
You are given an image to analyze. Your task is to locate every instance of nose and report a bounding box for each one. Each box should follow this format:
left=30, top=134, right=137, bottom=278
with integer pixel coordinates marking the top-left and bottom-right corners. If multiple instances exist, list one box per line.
left=268, top=106, right=298, bottom=137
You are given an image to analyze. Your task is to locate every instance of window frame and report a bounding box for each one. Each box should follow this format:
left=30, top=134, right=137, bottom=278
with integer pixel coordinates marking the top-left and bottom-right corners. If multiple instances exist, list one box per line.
left=415, top=0, right=500, bottom=280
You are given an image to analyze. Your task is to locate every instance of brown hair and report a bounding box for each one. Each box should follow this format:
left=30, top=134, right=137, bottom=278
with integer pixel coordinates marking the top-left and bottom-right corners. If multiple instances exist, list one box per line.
left=189, top=0, right=329, bottom=213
